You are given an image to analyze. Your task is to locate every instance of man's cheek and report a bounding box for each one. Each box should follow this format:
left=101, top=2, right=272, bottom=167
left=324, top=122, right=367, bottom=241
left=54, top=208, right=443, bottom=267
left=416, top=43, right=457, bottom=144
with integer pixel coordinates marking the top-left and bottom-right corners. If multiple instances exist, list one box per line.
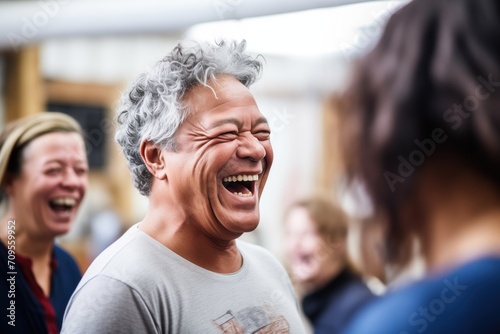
left=265, top=144, right=274, bottom=168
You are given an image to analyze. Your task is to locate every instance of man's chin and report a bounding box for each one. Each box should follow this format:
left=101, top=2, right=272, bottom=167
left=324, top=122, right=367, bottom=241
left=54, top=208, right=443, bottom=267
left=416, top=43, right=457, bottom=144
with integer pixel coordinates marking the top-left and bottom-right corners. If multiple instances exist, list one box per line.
left=218, top=211, right=260, bottom=234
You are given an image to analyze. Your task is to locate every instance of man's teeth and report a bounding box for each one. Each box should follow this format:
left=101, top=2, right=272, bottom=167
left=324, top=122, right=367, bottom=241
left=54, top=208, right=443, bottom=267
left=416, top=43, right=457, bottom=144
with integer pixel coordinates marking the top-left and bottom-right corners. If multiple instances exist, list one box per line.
left=223, top=174, right=259, bottom=182
left=233, top=192, right=253, bottom=197
left=51, top=198, right=76, bottom=206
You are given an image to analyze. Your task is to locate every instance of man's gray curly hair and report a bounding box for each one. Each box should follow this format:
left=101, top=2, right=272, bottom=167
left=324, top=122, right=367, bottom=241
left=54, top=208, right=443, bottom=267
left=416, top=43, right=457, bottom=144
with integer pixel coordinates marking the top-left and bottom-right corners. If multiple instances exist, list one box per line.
left=115, top=40, right=263, bottom=196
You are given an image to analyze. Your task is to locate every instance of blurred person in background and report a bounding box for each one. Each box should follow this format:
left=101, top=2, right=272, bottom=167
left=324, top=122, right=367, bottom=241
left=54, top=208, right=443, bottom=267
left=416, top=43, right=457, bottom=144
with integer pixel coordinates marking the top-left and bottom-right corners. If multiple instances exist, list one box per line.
left=337, top=0, right=500, bottom=333
left=0, top=112, right=88, bottom=334
left=62, top=40, right=306, bottom=334
left=284, top=196, right=374, bottom=334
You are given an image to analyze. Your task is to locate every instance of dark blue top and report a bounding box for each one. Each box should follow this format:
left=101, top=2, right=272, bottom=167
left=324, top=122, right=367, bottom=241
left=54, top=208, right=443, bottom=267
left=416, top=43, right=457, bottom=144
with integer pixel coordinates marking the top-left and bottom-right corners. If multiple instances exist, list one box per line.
left=302, top=269, right=375, bottom=334
left=1, top=241, right=81, bottom=334
left=343, top=256, right=500, bottom=334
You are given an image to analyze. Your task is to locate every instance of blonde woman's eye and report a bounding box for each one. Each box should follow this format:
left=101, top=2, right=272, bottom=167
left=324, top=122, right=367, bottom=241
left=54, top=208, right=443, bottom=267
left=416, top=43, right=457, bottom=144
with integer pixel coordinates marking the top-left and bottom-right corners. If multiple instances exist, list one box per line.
left=75, top=168, right=88, bottom=176
left=46, top=168, right=62, bottom=175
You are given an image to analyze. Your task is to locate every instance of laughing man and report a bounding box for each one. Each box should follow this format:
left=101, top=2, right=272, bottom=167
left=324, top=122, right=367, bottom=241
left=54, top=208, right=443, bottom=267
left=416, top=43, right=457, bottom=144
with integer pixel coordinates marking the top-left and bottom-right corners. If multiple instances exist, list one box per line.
left=61, top=40, right=305, bottom=334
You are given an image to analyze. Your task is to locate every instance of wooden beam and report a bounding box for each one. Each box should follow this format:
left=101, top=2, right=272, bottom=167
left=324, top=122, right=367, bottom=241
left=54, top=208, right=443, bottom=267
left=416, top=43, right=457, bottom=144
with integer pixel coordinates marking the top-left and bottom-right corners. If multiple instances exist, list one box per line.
left=45, top=80, right=122, bottom=107
left=3, top=45, right=44, bottom=122
left=317, top=95, right=342, bottom=193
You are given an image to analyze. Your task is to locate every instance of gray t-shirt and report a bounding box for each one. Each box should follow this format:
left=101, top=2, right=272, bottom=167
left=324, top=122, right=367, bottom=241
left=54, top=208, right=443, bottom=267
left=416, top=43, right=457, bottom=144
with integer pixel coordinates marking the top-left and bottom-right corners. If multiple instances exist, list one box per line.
left=62, top=224, right=306, bottom=333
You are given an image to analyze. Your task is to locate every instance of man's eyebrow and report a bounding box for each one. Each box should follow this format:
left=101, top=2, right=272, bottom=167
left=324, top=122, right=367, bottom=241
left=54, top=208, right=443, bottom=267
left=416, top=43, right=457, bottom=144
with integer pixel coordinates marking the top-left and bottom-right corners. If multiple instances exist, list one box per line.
left=210, top=117, right=269, bottom=128
left=210, top=118, right=243, bottom=128
left=254, top=117, right=269, bottom=127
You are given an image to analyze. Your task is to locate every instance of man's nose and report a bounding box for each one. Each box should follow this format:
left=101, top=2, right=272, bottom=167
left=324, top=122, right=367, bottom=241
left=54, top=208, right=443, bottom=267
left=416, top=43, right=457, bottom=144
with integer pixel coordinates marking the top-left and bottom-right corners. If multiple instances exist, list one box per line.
left=236, top=134, right=266, bottom=162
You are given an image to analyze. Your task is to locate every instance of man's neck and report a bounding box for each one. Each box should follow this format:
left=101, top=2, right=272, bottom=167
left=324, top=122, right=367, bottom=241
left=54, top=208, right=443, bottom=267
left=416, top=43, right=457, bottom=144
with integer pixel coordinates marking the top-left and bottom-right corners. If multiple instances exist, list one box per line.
left=140, top=206, right=243, bottom=274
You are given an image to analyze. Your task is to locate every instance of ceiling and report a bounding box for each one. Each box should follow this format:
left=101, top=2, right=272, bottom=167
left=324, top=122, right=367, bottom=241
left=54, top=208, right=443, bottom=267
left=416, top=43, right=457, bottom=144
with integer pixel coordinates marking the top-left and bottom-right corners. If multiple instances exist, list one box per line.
left=0, top=0, right=398, bottom=51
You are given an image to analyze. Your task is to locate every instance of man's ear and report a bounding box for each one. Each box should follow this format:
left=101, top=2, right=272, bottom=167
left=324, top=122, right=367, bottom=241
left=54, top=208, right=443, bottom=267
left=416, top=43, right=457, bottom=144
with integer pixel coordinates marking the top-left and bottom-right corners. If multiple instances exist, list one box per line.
left=140, top=139, right=167, bottom=181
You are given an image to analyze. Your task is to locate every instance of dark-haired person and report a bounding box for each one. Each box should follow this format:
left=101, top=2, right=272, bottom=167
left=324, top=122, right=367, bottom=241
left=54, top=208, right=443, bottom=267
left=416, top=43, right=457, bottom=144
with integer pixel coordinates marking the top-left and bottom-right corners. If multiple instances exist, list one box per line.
left=62, top=40, right=306, bottom=334
left=0, top=112, right=88, bottom=334
left=284, top=196, right=374, bottom=334
left=337, top=0, right=500, bottom=333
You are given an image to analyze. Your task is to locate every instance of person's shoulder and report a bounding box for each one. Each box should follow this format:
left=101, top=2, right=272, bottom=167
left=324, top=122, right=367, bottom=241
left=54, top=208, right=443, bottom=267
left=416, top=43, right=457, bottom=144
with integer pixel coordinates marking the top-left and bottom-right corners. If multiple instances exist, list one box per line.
left=62, top=274, right=157, bottom=334
left=70, top=225, right=166, bottom=302
left=53, top=243, right=78, bottom=263
left=335, top=272, right=375, bottom=308
left=343, top=256, right=500, bottom=334
left=454, top=254, right=500, bottom=280
left=341, top=281, right=420, bottom=334
left=52, top=243, right=81, bottom=280
left=79, top=224, right=152, bottom=281
left=342, top=272, right=375, bottom=295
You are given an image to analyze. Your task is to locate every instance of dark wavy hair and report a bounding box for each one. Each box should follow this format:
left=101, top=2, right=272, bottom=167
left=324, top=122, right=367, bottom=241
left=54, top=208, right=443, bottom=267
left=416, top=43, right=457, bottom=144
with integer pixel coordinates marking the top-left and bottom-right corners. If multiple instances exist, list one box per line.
left=338, top=0, right=500, bottom=275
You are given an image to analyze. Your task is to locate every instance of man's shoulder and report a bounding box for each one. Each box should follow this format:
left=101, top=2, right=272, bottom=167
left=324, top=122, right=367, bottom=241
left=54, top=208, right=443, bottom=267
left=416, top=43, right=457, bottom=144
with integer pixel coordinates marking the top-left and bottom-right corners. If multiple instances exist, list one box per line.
left=70, top=225, right=171, bottom=309
left=80, top=224, right=159, bottom=283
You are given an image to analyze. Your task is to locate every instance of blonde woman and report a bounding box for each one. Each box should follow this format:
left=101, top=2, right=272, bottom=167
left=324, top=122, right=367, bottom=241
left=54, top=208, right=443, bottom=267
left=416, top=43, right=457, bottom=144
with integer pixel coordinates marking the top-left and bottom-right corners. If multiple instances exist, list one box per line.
left=0, top=113, right=88, bottom=334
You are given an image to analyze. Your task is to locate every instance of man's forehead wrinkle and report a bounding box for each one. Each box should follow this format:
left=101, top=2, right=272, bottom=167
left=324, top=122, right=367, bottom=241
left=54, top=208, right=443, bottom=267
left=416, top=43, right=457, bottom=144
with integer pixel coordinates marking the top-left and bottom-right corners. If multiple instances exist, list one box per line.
left=204, top=95, right=250, bottom=111
left=183, top=117, right=210, bottom=135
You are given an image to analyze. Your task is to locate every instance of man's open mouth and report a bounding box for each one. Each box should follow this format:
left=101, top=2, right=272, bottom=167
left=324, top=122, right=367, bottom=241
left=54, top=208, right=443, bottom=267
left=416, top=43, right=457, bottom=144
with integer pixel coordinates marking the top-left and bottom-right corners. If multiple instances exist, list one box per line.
left=222, top=174, right=258, bottom=198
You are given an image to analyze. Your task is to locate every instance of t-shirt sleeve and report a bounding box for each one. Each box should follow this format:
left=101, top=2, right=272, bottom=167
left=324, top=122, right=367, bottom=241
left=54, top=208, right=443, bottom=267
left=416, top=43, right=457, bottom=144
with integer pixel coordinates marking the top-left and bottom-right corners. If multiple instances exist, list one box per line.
left=61, top=275, right=159, bottom=334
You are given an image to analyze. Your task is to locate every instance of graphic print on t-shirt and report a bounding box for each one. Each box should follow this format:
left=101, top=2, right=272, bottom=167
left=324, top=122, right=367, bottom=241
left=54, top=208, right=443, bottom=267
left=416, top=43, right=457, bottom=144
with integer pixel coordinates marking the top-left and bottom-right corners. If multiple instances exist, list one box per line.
left=212, top=305, right=290, bottom=333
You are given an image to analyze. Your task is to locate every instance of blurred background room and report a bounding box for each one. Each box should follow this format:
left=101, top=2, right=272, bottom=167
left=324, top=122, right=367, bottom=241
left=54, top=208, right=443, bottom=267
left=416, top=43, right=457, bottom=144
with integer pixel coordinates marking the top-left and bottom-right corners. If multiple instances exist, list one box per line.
left=0, top=0, right=411, bottom=297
